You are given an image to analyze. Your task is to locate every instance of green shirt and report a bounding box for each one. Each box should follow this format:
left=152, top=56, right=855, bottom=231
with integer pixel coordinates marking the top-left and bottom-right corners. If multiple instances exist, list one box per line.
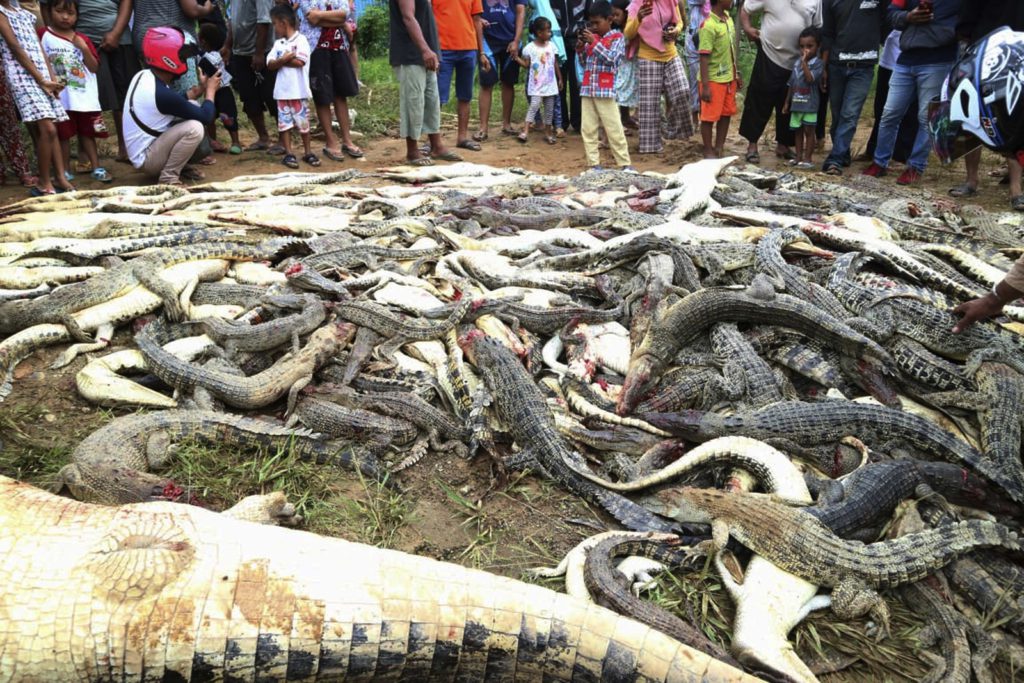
left=697, top=11, right=735, bottom=83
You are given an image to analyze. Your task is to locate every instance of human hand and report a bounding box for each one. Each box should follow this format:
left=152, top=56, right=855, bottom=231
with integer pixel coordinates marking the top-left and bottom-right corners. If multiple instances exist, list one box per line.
left=663, top=26, right=679, bottom=41
left=907, top=4, right=933, bottom=23
left=99, top=30, right=120, bottom=51
left=479, top=54, right=491, bottom=72
left=743, top=26, right=760, bottom=42
left=701, top=82, right=712, bottom=102
left=508, top=41, right=519, bottom=57
left=736, top=76, right=743, bottom=90
left=205, top=70, right=222, bottom=96
left=637, top=4, right=653, bottom=19
left=40, top=79, right=62, bottom=97
left=422, top=49, right=440, bottom=70
left=781, top=102, right=789, bottom=114
left=952, top=295, right=1004, bottom=333
left=307, top=8, right=322, bottom=24
left=820, top=69, right=828, bottom=92
left=252, top=52, right=266, bottom=71
left=220, top=45, right=231, bottom=61
left=579, top=28, right=594, bottom=44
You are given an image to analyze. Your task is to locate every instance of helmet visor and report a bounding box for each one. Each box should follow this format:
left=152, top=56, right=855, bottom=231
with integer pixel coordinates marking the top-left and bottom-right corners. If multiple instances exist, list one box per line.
left=928, top=98, right=982, bottom=164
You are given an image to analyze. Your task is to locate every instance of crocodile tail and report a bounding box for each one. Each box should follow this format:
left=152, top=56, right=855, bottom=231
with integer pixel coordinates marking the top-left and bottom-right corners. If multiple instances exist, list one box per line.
left=961, top=520, right=1021, bottom=553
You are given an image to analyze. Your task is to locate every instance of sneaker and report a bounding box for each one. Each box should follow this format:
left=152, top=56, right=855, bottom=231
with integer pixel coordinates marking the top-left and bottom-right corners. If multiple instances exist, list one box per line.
left=91, top=167, right=113, bottom=183
left=862, top=162, right=887, bottom=178
left=896, top=167, right=922, bottom=185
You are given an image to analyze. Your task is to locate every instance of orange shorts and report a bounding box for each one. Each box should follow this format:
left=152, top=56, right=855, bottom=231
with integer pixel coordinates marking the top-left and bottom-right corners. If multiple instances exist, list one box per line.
left=699, top=81, right=737, bottom=123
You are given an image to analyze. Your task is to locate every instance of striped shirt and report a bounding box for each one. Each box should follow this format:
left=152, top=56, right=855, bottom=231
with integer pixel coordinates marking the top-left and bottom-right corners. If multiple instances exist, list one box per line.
left=580, top=29, right=624, bottom=98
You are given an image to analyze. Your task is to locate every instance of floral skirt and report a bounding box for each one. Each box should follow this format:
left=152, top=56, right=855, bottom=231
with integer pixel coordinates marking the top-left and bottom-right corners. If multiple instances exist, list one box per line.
left=615, top=57, right=638, bottom=109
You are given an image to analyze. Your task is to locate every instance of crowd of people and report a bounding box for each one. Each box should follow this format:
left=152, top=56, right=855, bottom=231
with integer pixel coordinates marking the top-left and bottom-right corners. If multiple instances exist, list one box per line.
left=0, top=0, right=1020, bottom=206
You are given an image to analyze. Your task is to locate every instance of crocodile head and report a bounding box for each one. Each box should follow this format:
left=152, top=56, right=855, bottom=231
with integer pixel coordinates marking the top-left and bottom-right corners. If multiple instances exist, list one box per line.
left=640, top=486, right=714, bottom=524
left=57, top=463, right=183, bottom=505
left=635, top=409, right=706, bottom=437
left=617, top=353, right=660, bottom=415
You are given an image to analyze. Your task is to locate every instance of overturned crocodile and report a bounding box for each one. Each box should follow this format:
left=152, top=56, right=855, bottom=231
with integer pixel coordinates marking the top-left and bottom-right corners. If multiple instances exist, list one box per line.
left=0, top=475, right=757, bottom=682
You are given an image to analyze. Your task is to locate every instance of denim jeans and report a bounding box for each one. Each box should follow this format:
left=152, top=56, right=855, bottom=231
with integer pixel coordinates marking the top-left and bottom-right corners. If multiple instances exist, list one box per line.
left=823, top=63, right=874, bottom=169
left=873, top=61, right=951, bottom=172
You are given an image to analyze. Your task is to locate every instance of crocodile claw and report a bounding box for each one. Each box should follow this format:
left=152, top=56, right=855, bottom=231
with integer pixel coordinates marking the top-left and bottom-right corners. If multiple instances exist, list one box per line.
left=618, top=354, right=656, bottom=415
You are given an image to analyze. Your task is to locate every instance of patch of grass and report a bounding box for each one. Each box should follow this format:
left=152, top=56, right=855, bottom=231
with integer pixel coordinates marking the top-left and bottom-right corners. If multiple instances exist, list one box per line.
left=436, top=477, right=499, bottom=568
left=0, top=400, right=101, bottom=488
left=338, top=469, right=411, bottom=547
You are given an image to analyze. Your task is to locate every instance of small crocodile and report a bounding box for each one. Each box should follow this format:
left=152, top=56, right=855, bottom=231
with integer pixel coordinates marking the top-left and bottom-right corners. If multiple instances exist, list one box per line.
left=709, top=322, right=791, bottom=409
left=619, top=275, right=893, bottom=414
left=57, top=410, right=383, bottom=505
left=192, top=293, right=327, bottom=354
left=292, top=395, right=419, bottom=451
left=649, top=486, right=1021, bottom=638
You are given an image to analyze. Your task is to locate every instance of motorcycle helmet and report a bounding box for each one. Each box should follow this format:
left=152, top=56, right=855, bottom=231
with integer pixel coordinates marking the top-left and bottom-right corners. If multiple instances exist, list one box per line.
left=929, top=26, right=1024, bottom=164
left=141, top=27, right=197, bottom=76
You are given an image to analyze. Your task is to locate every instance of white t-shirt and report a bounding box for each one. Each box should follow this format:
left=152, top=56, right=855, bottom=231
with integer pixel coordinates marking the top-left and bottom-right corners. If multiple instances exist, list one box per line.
left=269, top=32, right=311, bottom=100
left=880, top=30, right=902, bottom=70
left=39, top=29, right=101, bottom=112
left=522, top=41, right=559, bottom=97
left=744, top=0, right=822, bottom=70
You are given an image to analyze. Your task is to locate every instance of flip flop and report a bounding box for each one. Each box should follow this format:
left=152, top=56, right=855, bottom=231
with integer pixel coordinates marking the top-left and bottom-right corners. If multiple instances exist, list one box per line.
left=501, top=127, right=519, bottom=136
left=745, top=150, right=760, bottom=164
left=210, top=140, right=229, bottom=153
left=517, top=132, right=528, bottom=144
left=1012, top=195, right=1024, bottom=211
left=948, top=183, right=978, bottom=198
left=29, top=186, right=55, bottom=196
left=229, top=144, right=243, bottom=155
left=342, top=144, right=364, bottom=158
left=407, top=156, right=434, bottom=166
left=244, top=141, right=269, bottom=152
left=323, top=147, right=345, bottom=162
left=545, top=135, right=557, bottom=145
left=282, top=154, right=299, bottom=169
left=198, top=156, right=217, bottom=166
left=432, top=150, right=463, bottom=162
left=267, top=144, right=287, bottom=156
left=775, top=148, right=797, bottom=161
left=472, top=130, right=488, bottom=142
left=302, top=152, right=321, bottom=167
left=456, top=139, right=481, bottom=151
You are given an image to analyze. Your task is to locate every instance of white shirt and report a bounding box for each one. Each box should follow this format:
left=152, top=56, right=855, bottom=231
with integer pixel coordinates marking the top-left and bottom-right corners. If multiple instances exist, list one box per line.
left=122, top=70, right=175, bottom=167
left=744, top=0, right=823, bottom=70
left=39, top=29, right=101, bottom=112
left=269, top=32, right=312, bottom=100
left=880, top=30, right=902, bottom=70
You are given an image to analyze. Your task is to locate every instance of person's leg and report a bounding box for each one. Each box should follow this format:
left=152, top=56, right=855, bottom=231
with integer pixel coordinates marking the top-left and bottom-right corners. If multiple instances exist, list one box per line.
left=33, top=119, right=56, bottom=192
left=824, top=65, right=872, bottom=171
left=522, top=94, right=542, bottom=141
left=815, top=86, right=828, bottom=144
left=231, top=55, right=270, bottom=146
left=871, top=63, right=916, bottom=169
left=309, top=49, right=341, bottom=155
left=597, top=97, right=631, bottom=167
left=803, top=124, right=815, bottom=164
left=453, top=51, right=475, bottom=145
left=566, top=49, right=582, bottom=132
left=791, top=114, right=804, bottom=163
left=396, top=64, right=429, bottom=161
left=60, top=138, right=71, bottom=175
left=771, top=64, right=796, bottom=154
left=79, top=133, right=100, bottom=171
left=700, top=81, right=721, bottom=157
left=636, top=59, right=664, bottom=153
left=330, top=49, right=362, bottom=154
left=662, top=56, right=694, bottom=140
left=1008, top=155, right=1022, bottom=205
left=140, top=120, right=204, bottom=184
left=421, top=66, right=450, bottom=156
left=542, top=95, right=555, bottom=140
left=580, top=96, right=601, bottom=167
left=714, top=81, right=737, bottom=158
left=215, top=87, right=242, bottom=149
left=701, top=120, right=715, bottom=157
left=715, top=116, right=730, bottom=156
left=500, top=82, right=516, bottom=132
left=863, top=65, right=890, bottom=159
left=738, top=45, right=779, bottom=158
left=905, top=62, right=950, bottom=173
left=954, top=147, right=983, bottom=195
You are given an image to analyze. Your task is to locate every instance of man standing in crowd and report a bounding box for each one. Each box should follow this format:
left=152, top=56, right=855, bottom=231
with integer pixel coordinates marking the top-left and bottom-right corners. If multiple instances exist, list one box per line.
left=226, top=0, right=279, bottom=152
left=862, top=0, right=961, bottom=185
left=820, top=0, right=881, bottom=175
left=434, top=0, right=490, bottom=150
left=475, top=0, right=527, bottom=139
left=547, top=0, right=587, bottom=132
left=390, top=0, right=461, bottom=164
left=947, top=0, right=1024, bottom=201
left=737, top=0, right=821, bottom=164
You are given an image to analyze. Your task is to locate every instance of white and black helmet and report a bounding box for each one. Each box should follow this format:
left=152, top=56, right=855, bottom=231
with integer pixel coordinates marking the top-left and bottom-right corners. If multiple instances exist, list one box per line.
left=929, top=27, right=1024, bottom=163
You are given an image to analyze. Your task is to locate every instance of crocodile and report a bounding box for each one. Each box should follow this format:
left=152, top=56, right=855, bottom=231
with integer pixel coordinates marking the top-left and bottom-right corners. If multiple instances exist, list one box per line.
left=634, top=365, right=723, bottom=413
left=189, top=281, right=266, bottom=308
left=300, top=244, right=445, bottom=272
left=283, top=261, right=353, bottom=298
left=291, top=395, right=419, bottom=452
left=618, top=275, right=893, bottom=414
left=0, top=240, right=302, bottom=342
left=137, top=319, right=350, bottom=412
left=709, top=322, right=791, bottom=409
left=57, top=410, right=383, bottom=505
left=0, top=474, right=759, bottom=682
left=581, top=533, right=738, bottom=666
left=638, top=401, right=1021, bottom=499
left=461, top=329, right=677, bottom=533
left=648, top=486, right=1021, bottom=638
left=192, top=293, right=328, bottom=354
left=888, top=337, right=975, bottom=394
left=334, top=296, right=472, bottom=349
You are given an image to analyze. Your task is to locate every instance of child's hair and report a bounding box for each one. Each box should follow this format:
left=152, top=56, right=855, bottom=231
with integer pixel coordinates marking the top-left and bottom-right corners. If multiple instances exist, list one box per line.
left=49, top=0, right=78, bottom=13
left=799, top=26, right=822, bottom=45
left=270, top=3, right=297, bottom=26
left=529, top=16, right=551, bottom=36
left=611, top=0, right=629, bottom=10
left=588, top=0, right=612, bottom=18
left=198, top=22, right=225, bottom=51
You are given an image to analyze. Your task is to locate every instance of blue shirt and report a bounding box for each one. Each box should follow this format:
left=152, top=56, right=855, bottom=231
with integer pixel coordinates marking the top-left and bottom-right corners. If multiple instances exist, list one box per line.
left=481, top=0, right=527, bottom=45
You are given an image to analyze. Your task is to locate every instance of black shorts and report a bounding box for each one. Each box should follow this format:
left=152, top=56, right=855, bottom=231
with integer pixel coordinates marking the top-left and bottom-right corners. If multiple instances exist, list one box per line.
left=229, top=54, right=277, bottom=114
left=479, top=39, right=520, bottom=88
left=96, top=44, right=141, bottom=111
left=309, top=48, right=359, bottom=105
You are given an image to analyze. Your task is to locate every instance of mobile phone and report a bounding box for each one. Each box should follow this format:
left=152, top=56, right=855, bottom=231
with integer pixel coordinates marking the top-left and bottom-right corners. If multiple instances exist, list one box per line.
left=918, top=0, right=932, bottom=11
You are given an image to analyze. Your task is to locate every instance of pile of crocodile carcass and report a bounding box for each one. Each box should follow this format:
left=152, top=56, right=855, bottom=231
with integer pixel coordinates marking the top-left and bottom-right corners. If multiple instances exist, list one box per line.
left=2, top=158, right=1024, bottom=682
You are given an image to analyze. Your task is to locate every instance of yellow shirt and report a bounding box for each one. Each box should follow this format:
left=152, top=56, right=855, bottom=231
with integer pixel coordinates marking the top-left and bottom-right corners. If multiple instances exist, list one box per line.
left=624, top=7, right=682, bottom=62
left=697, top=11, right=736, bottom=83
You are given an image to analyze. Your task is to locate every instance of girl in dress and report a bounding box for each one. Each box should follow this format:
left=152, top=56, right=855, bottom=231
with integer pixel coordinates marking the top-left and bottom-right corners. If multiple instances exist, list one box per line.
left=0, top=0, right=71, bottom=194
left=516, top=16, right=563, bottom=144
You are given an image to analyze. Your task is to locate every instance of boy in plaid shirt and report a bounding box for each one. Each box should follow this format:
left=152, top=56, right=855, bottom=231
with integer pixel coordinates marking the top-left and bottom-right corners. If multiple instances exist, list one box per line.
left=576, top=0, right=632, bottom=169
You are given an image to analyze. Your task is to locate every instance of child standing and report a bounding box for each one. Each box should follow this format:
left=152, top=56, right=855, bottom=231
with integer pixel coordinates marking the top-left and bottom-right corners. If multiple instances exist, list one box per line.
left=781, top=27, right=823, bottom=170
left=610, top=0, right=638, bottom=131
left=40, top=0, right=112, bottom=183
left=517, top=17, right=562, bottom=145
left=267, top=3, right=318, bottom=168
left=577, top=0, right=631, bottom=169
left=696, top=0, right=738, bottom=158
left=198, top=23, right=242, bottom=155
left=0, top=0, right=71, bottom=194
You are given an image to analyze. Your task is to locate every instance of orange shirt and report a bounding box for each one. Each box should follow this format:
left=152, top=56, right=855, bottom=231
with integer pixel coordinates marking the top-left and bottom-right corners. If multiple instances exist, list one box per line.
left=434, top=0, right=484, bottom=51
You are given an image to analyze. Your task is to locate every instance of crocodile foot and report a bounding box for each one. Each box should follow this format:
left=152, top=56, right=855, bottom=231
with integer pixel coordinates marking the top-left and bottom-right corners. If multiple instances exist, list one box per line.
left=222, top=491, right=302, bottom=526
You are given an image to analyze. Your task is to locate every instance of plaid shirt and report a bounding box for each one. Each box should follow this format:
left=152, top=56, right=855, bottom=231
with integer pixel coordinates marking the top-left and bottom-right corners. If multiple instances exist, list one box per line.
left=580, top=30, right=624, bottom=98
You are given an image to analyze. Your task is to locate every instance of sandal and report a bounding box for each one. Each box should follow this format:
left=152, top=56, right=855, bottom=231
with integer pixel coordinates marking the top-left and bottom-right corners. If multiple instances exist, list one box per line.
left=406, top=156, right=434, bottom=166
left=745, top=150, right=760, bottom=164
left=20, top=174, right=38, bottom=187
left=456, top=139, right=481, bottom=151
left=29, top=186, right=55, bottom=196
left=823, top=164, right=843, bottom=176
left=180, top=166, right=205, bottom=181
left=267, top=144, right=287, bottom=155
left=244, top=140, right=269, bottom=152
left=432, top=150, right=463, bottom=162
left=342, top=144, right=364, bottom=158
left=210, top=139, right=229, bottom=153
left=323, top=147, right=345, bottom=161
left=501, top=127, right=519, bottom=136
left=302, top=152, right=321, bottom=167
left=91, top=167, right=113, bottom=183
left=1012, top=195, right=1024, bottom=212
left=775, top=148, right=797, bottom=161
left=282, top=153, right=299, bottom=169
left=545, top=135, right=557, bottom=145
left=517, top=132, right=528, bottom=144
left=229, top=144, right=243, bottom=155
left=198, top=155, right=216, bottom=166
left=948, top=183, right=978, bottom=198
left=472, top=130, right=488, bottom=142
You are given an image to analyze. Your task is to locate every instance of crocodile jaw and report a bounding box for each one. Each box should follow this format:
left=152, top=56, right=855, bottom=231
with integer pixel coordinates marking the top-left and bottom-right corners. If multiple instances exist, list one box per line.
left=618, top=354, right=657, bottom=415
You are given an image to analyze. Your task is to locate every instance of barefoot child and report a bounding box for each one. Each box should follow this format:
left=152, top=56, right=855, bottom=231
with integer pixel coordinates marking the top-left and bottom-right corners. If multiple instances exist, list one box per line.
left=696, top=0, right=737, bottom=158
left=198, top=23, right=242, bottom=155
left=781, top=26, right=823, bottom=169
left=40, top=0, right=113, bottom=183
left=0, top=0, right=71, bottom=194
left=577, top=0, right=631, bottom=169
left=267, top=3, right=319, bottom=168
left=516, top=17, right=562, bottom=144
